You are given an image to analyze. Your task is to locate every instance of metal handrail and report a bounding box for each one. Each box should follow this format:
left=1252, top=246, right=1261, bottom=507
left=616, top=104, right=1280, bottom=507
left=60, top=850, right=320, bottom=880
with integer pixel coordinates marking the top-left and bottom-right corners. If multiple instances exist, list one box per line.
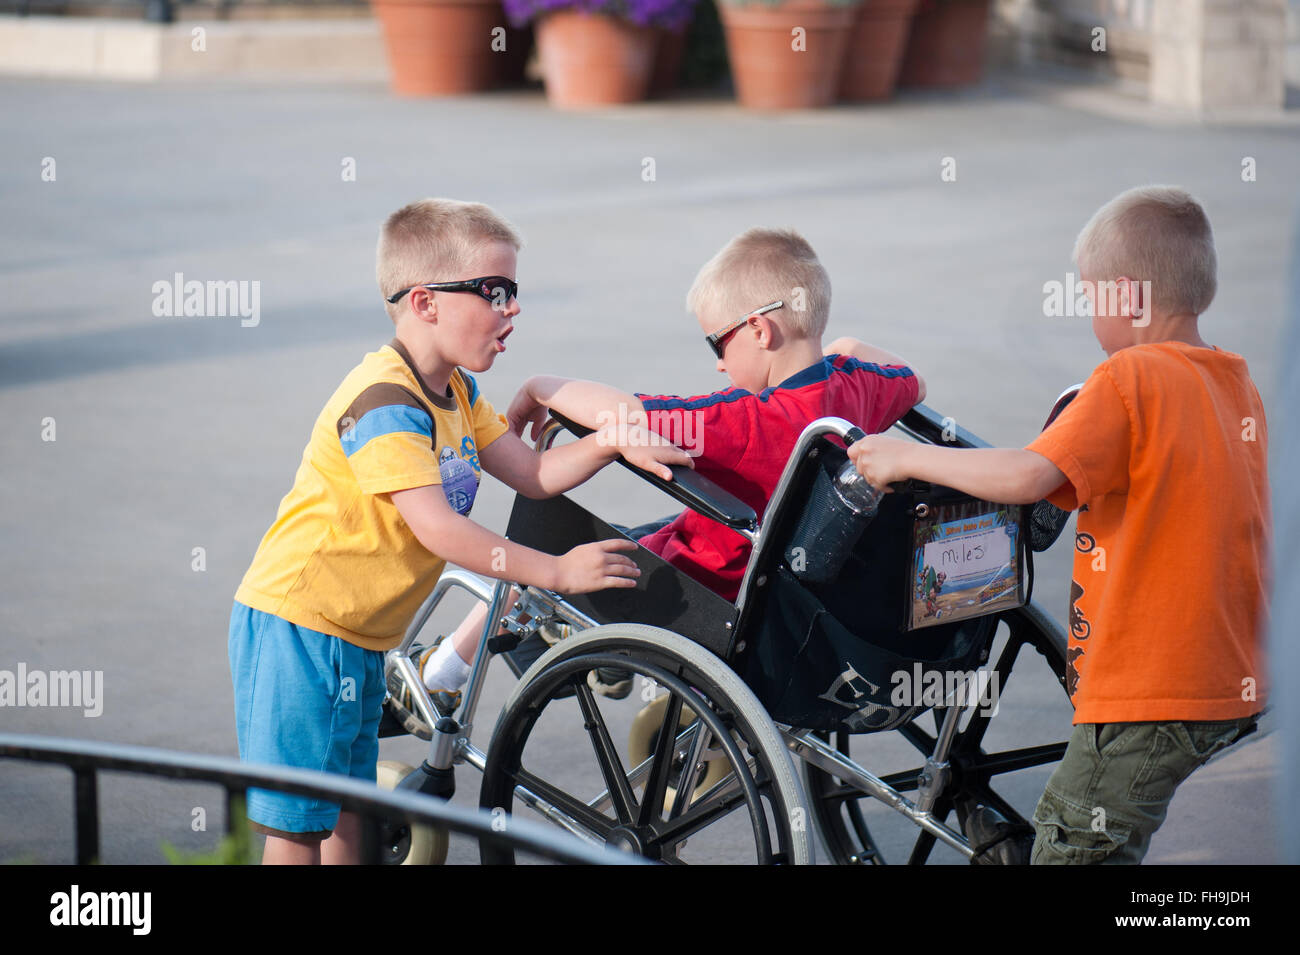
left=0, top=732, right=644, bottom=865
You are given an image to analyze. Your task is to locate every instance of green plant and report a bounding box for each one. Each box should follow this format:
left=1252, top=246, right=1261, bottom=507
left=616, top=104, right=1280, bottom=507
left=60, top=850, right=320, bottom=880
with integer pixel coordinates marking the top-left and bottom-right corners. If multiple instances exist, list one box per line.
left=160, top=833, right=254, bottom=865
left=680, top=0, right=729, bottom=88
left=160, top=796, right=255, bottom=865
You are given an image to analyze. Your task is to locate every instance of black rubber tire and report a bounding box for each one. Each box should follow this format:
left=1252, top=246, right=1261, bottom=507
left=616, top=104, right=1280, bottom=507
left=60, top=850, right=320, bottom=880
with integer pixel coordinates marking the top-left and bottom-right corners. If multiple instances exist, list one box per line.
left=805, top=605, right=1071, bottom=865
left=478, top=625, right=814, bottom=864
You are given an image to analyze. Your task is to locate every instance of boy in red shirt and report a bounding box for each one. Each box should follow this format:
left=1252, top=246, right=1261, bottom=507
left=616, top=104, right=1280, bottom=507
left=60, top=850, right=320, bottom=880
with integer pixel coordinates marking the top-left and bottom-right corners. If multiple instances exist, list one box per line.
left=411, top=228, right=925, bottom=704
left=849, top=186, right=1268, bottom=864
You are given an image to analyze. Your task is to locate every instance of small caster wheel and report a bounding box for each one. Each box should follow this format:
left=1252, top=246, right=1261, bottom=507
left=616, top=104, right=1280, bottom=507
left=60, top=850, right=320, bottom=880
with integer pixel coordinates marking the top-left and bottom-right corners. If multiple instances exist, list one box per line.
left=628, top=695, right=729, bottom=815
left=376, top=760, right=448, bottom=865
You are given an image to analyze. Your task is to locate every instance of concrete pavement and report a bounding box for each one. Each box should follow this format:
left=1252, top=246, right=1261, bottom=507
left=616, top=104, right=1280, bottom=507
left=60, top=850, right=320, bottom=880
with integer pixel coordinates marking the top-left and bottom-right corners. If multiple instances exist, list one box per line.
left=0, top=66, right=1294, bottom=863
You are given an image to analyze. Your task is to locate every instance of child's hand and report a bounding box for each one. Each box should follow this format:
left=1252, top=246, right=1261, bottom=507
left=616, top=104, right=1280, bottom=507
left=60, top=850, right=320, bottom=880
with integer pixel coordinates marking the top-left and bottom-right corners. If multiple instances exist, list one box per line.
left=554, top=539, right=641, bottom=593
left=507, top=387, right=550, bottom=443
left=612, top=425, right=695, bottom=481
left=847, top=434, right=913, bottom=490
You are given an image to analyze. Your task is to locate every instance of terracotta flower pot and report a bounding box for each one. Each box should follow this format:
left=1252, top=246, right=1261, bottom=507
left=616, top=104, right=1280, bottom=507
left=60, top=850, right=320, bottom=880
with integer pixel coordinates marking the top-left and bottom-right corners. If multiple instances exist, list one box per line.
left=839, top=0, right=920, bottom=101
left=897, top=0, right=990, bottom=89
left=719, top=0, right=858, bottom=110
left=373, top=0, right=509, bottom=97
left=535, top=11, right=659, bottom=108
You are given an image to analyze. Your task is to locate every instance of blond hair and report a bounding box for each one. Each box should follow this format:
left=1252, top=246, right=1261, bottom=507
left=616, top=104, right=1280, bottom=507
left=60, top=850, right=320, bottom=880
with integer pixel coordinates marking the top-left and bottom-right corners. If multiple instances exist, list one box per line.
left=1073, top=185, right=1217, bottom=318
left=686, top=228, right=831, bottom=339
left=376, top=199, right=523, bottom=319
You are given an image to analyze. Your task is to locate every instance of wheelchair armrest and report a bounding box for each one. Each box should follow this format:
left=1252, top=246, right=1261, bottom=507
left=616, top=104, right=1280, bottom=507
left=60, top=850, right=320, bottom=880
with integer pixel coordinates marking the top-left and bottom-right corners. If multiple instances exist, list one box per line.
left=896, top=403, right=992, bottom=450
left=546, top=410, right=759, bottom=536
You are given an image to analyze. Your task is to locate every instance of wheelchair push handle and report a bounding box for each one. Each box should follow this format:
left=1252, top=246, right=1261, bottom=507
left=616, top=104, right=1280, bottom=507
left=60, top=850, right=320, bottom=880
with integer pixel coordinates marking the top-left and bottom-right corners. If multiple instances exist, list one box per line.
left=544, top=409, right=759, bottom=536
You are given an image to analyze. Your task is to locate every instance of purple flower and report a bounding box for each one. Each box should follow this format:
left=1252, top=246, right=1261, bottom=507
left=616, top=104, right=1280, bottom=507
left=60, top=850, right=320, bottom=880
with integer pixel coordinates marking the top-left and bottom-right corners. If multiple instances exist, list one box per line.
left=502, top=0, right=699, bottom=30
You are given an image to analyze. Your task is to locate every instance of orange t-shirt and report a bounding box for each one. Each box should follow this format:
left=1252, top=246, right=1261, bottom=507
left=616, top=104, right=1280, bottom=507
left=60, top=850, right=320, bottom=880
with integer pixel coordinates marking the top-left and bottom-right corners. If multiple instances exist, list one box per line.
left=1025, top=341, right=1270, bottom=724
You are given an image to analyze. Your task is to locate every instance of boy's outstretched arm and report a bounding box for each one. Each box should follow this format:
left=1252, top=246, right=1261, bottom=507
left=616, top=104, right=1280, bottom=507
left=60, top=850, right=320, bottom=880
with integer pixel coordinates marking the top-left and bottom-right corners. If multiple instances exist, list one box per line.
left=848, top=434, right=1066, bottom=505
left=388, top=483, right=639, bottom=593
left=826, top=337, right=927, bottom=404
left=477, top=422, right=690, bottom=500
left=498, top=375, right=694, bottom=487
left=509, top=375, right=647, bottom=436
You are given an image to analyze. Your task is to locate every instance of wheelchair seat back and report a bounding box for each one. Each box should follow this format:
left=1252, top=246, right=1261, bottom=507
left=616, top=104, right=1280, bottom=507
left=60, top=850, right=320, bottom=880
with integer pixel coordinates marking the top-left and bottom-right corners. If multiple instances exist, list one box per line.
left=732, top=436, right=1001, bottom=734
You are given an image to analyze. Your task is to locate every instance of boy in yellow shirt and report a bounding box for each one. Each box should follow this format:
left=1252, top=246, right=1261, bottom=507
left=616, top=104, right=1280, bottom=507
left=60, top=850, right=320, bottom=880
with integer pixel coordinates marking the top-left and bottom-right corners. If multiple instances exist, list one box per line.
left=229, top=198, right=688, bottom=864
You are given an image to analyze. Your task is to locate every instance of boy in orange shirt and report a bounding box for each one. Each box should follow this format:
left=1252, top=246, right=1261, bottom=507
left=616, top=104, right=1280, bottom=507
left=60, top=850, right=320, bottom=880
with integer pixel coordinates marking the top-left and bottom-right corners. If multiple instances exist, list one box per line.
left=849, top=185, right=1269, bottom=864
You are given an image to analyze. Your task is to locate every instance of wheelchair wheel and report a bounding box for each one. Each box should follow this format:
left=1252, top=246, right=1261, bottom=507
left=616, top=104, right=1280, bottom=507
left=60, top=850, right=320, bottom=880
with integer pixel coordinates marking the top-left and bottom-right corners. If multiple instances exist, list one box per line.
left=627, top=694, right=732, bottom=815
left=375, top=761, right=448, bottom=865
left=805, top=605, right=1070, bottom=865
left=479, top=625, right=813, bottom=864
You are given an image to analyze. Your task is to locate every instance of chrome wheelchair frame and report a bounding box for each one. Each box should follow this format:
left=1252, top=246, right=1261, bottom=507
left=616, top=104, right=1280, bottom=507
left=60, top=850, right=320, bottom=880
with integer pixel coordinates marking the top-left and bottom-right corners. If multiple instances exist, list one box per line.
left=380, top=401, right=1076, bottom=865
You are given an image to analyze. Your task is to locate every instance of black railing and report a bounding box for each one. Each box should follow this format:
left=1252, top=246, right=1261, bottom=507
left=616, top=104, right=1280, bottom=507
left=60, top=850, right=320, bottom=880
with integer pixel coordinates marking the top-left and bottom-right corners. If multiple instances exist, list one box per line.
left=0, top=733, right=641, bottom=866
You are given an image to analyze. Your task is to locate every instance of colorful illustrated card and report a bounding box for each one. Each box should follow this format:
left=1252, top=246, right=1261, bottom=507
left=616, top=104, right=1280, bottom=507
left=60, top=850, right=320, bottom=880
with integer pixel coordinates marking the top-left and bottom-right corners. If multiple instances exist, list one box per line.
left=908, top=501, right=1025, bottom=631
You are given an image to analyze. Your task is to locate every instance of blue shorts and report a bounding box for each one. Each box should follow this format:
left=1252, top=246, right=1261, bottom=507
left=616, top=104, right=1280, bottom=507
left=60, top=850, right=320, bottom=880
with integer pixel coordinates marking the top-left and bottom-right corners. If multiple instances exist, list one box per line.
left=228, top=601, right=386, bottom=834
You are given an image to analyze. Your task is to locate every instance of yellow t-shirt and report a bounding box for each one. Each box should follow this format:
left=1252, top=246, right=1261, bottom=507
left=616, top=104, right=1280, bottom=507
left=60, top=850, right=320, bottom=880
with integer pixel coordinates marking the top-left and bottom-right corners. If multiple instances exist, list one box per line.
left=235, top=339, right=509, bottom=651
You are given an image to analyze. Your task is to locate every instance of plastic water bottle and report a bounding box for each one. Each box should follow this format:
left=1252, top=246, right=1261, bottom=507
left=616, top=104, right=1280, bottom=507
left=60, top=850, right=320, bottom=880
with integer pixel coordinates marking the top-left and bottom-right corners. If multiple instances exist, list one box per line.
left=787, top=457, right=884, bottom=584
left=832, top=460, right=884, bottom=518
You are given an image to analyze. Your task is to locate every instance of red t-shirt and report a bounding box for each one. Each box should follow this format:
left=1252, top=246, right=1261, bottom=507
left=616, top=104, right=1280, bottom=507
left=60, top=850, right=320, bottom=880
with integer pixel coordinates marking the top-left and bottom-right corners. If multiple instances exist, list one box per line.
left=635, top=355, right=921, bottom=601
left=1025, top=342, right=1270, bottom=723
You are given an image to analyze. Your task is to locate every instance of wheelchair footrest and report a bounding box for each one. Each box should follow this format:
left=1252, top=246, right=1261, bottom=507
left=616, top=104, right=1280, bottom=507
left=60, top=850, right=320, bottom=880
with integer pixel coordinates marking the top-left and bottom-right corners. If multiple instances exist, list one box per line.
left=378, top=701, right=413, bottom=739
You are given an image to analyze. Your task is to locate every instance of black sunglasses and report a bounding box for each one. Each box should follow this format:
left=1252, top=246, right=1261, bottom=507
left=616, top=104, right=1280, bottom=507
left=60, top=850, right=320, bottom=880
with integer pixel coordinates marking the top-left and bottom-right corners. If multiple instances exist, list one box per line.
left=705, top=300, right=783, bottom=360
left=386, top=276, right=519, bottom=308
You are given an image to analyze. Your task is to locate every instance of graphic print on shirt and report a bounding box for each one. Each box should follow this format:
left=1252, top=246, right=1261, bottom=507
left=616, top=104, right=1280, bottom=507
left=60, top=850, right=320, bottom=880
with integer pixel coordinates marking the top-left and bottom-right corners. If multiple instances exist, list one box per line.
left=1066, top=525, right=1095, bottom=700
left=438, top=444, right=479, bottom=516
left=1066, top=645, right=1086, bottom=699
left=1068, top=579, right=1092, bottom=641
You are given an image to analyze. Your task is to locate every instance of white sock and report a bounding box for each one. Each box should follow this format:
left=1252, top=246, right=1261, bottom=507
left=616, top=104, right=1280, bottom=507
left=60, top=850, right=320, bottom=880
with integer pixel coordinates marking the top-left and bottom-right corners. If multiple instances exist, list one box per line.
left=422, top=639, right=470, bottom=692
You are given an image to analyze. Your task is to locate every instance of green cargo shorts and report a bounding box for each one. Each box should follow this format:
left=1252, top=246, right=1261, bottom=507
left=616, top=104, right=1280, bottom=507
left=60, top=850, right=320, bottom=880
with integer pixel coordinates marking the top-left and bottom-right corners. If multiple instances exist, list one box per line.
left=1030, top=716, right=1259, bottom=865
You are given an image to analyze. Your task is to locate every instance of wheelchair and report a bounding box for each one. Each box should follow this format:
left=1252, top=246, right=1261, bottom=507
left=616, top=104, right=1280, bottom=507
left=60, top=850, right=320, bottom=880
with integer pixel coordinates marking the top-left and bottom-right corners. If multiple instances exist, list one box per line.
left=377, top=390, right=1081, bottom=865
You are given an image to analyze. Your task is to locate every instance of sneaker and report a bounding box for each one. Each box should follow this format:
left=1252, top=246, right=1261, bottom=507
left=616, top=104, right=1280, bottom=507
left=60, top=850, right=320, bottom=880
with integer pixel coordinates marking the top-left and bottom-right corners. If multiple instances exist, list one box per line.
left=386, top=638, right=462, bottom=739
left=537, top=619, right=572, bottom=646
left=587, top=667, right=633, bottom=700
left=964, top=804, right=1033, bottom=865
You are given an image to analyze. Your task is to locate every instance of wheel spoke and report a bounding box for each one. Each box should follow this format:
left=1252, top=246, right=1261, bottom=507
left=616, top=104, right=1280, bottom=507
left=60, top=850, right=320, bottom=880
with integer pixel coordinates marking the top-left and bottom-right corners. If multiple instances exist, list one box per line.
left=650, top=787, right=749, bottom=848
left=512, top=767, right=617, bottom=839
left=899, top=720, right=936, bottom=756
left=907, top=831, right=937, bottom=865
left=668, top=717, right=712, bottom=821
left=966, top=742, right=1068, bottom=777
left=907, top=801, right=949, bottom=865
left=817, top=765, right=922, bottom=802
left=637, top=692, right=684, bottom=828
left=960, top=631, right=1025, bottom=752
left=819, top=782, right=867, bottom=802
left=573, top=678, right=639, bottom=825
